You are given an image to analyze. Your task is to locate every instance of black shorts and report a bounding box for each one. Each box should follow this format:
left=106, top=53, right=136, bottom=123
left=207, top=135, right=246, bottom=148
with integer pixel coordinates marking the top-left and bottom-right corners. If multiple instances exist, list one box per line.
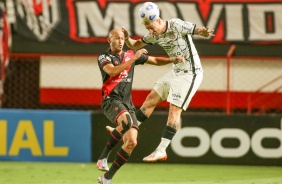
left=102, top=99, right=138, bottom=126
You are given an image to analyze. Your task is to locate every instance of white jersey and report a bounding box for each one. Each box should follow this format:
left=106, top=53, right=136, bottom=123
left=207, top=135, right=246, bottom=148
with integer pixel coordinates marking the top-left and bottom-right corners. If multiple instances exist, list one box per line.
left=142, top=18, right=202, bottom=74
left=142, top=18, right=204, bottom=110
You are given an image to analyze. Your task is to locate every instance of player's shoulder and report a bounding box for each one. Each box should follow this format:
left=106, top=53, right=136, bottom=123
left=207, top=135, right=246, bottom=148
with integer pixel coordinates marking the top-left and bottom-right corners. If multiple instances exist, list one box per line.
left=98, top=51, right=113, bottom=62
left=97, top=53, right=107, bottom=61
left=168, top=18, right=183, bottom=24
left=167, top=18, right=185, bottom=28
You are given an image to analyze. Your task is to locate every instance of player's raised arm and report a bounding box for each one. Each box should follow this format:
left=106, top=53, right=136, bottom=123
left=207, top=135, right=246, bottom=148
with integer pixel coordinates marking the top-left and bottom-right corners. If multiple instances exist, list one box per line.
left=103, top=49, right=148, bottom=76
left=122, top=26, right=147, bottom=50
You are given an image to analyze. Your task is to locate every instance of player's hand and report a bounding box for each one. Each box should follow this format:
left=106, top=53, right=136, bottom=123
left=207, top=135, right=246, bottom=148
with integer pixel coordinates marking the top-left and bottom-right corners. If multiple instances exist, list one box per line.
left=173, top=56, right=185, bottom=64
left=199, top=27, right=214, bottom=37
left=122, top=26, right=130, bottom=40
left=134, top=48, right=148, bottom=60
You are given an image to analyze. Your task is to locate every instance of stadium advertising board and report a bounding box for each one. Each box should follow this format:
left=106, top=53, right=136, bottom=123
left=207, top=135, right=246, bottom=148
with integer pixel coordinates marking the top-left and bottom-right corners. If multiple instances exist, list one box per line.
left=168, top=114, right=282, bottom=165
left=0, top=109, right=91, bottom=162
left=9, top=0, right=282, bottom=56
left=93, top=113, right=282, bottom=166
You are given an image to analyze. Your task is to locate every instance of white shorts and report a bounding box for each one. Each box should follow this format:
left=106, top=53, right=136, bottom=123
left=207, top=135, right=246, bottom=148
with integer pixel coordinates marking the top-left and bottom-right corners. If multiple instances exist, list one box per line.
left=153, top=70, right=203, bottom=111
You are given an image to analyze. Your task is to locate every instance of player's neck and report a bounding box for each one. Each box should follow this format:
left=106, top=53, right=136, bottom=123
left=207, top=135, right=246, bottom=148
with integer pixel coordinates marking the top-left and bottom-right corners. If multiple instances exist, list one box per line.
left=110, top=49, right=122, bottom=56
left=113, top=51, right=121, bottom=55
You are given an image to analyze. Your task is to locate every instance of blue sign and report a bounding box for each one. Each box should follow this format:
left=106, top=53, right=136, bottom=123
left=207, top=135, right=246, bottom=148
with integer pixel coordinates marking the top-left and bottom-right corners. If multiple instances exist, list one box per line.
left=0, top=109, right=91, bottom=162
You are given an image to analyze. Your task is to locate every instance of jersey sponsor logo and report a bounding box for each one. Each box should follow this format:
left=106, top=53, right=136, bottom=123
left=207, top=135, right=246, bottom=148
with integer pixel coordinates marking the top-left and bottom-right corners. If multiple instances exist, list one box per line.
left=172, top=93, right=181, bottom=100
left=119, top=70, right=128, bottom=79
left=111, top=70, right=131, bottom=83
left=111, top=78, right=132, bottom=83
left=125, top=56, right=130, bottom=62
left=124, top=51, right=134, bottom=62
left=124, top=78, right=132, bottom=82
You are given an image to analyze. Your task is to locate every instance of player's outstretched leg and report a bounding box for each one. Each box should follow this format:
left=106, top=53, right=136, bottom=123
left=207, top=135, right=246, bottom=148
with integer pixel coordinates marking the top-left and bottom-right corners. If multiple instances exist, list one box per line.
left=143, top=149, right=167, bottom=162
left=97, top=174, right=112, bottom=184
left=96, top=158, right=109, bottom=172
left=144, top=124, right=177, bottom=162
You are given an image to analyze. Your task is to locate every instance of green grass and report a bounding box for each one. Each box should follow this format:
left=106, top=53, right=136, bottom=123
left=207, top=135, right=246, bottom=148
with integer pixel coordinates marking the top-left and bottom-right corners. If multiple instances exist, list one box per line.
left=0, top=161, right=282, bottom=184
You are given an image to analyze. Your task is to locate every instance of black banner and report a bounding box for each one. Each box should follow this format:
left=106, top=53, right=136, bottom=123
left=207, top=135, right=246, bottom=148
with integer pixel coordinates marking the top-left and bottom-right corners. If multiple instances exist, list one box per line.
left=92, top=112, right=282, bottom=166
left=10, top=0, right=282, bottom=56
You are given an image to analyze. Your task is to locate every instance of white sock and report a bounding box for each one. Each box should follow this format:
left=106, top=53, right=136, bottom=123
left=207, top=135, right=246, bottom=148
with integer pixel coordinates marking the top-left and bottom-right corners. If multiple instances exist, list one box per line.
left=156, top=138, right=171, bottom=152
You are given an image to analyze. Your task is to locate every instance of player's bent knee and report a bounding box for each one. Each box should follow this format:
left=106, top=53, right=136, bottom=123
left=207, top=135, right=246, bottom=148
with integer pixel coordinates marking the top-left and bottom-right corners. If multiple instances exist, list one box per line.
left=125, top=140, right=137, bottom=150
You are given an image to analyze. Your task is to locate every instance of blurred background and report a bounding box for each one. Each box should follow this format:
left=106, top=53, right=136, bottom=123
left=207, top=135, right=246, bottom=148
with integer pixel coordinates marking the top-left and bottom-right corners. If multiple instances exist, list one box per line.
left=0, top=0, right=281, bottom=166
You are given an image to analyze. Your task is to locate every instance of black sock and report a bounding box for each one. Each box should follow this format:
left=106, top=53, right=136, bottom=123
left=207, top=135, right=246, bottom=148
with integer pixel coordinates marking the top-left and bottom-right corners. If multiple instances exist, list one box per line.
left=104, top=148, right=130, bottom=179
left=162, top=126, right=177, bottom=140
left=136, top=109, right=148, bottom=123
left=99, top=129, right=122, bottom=159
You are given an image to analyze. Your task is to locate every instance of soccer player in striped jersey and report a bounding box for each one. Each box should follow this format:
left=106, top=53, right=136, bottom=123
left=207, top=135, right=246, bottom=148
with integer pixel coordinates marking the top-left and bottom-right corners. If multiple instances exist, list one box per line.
left=97, top=28, right=185, bottom=183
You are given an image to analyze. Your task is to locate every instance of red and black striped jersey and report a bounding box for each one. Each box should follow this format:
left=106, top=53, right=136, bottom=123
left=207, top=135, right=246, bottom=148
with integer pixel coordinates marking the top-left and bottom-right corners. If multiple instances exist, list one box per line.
left=98, top=49, right=148, bottom=109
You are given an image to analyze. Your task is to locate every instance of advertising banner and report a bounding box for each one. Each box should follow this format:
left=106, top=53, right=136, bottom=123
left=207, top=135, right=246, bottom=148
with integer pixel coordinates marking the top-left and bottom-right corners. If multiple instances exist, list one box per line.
left=168, top=114, right=282, bottom=165
left=92, top=112, right=282, bottom=166
left=9, top=0, right=282, bottom=56
left=0, top=109, right=91, bottom=162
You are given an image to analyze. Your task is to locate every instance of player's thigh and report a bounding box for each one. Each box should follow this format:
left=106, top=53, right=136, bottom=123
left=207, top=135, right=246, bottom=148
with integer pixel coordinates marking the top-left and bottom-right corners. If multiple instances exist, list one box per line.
left=116, top=109, right=138, bottom=124
left=116, top=109, right=139, bottom=134
left=102, top=99, right=128, bottom=125
left=116, top=110, right=135, bottom=126
left=153, top=71, right=173, bottom=100
left=128, top=109, right=138, bottom=127
left=143, top=89, right=163, bottom=107
left=167, top=72, right=203, bottom=110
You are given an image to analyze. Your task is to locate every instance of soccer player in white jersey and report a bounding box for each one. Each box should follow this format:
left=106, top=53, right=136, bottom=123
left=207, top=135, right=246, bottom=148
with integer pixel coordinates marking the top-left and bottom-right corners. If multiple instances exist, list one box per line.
left=107, top=2, right=214, bottom=162
left=122, top=2, right=214, bottom=162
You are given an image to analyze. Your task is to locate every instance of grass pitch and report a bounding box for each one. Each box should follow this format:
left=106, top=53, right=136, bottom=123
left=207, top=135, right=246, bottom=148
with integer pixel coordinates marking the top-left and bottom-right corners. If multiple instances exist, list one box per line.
left=0, top=161, right=282, bottom=184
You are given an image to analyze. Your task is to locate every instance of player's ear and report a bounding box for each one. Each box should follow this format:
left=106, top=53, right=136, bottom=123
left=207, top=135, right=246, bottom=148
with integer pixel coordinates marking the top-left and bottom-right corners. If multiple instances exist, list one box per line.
left=108, top=35, right=112, bottom=43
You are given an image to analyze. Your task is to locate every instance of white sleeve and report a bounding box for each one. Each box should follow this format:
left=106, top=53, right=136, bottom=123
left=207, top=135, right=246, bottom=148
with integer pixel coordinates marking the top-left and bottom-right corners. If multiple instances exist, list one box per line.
left=172, top=18, right=196, bottom=35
